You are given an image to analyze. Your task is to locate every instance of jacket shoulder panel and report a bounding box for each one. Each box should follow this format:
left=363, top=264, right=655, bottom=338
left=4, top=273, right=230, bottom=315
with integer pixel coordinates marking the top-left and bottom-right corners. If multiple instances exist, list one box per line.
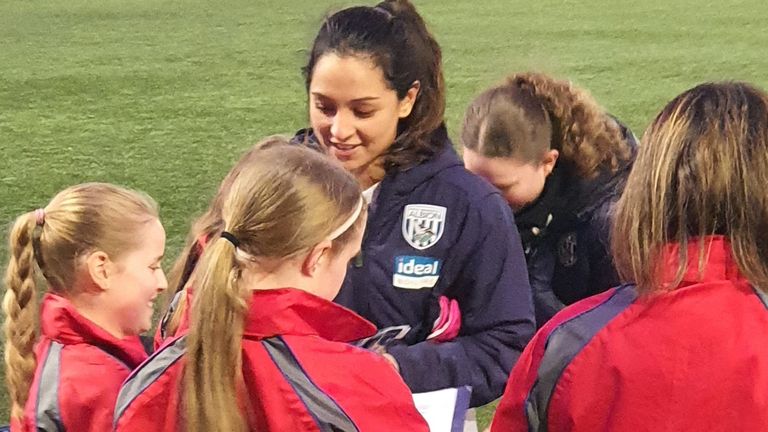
left=524, top=285, right=637, bottom=430
left=114, top=336, right=187, bottom=429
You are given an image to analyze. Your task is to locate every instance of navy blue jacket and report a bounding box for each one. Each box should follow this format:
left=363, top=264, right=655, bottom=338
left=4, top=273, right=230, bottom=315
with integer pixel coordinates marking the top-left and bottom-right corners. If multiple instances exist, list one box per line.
left=517, top=118, right=637, bottom=326
left=295, top=128, right=535, bottom=407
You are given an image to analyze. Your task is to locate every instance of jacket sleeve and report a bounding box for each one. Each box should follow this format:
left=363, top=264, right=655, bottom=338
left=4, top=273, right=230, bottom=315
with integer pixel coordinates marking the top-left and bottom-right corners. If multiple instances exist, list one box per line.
left=585, top=199, right=621, bottom=295
left=388, top=194, right=535, bottom=407
left=527, top=246, right=565, bottom=327
left=489, top=326, right=544, bottom=432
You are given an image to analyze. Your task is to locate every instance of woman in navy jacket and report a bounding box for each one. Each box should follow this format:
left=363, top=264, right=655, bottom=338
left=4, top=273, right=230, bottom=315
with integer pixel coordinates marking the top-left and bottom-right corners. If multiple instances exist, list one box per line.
left=462, top=72, right=637, bottom=326
left=296, top=0, right=535, bottom=407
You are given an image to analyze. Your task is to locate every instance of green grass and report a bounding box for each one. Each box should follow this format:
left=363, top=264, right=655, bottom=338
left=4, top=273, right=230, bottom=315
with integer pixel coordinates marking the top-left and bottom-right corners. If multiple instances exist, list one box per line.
left=2, top=0, right=768, bottom=428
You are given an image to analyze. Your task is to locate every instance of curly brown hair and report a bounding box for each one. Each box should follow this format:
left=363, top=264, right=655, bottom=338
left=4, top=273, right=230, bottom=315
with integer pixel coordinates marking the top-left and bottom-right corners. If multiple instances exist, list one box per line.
left=462, top=72, right=631, bottom=179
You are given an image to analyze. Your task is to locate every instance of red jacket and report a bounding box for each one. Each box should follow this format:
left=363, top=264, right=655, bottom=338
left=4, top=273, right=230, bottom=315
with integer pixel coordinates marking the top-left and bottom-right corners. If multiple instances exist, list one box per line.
left=491, top=236, right=768, bottom=432
left=11, top=294, right=147, bottom=432
left=152, top=287, right=191, bottom=350
left=115, top=288, right=429, bottom=431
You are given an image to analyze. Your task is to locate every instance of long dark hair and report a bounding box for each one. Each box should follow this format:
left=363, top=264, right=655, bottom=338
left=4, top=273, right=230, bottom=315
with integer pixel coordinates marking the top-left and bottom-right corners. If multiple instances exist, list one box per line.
left=303, top=0, right=446, bottom=172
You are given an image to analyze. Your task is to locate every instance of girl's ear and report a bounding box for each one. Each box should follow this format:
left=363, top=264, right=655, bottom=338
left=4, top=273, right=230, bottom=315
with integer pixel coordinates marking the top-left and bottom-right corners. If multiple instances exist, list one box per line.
left=542, top=149, right=559, bottom=176
left=84, top=251, right=112, bottom=292
left=398, top=81, right=421, bottom=119
left=301, top=240, right=333, bottom=277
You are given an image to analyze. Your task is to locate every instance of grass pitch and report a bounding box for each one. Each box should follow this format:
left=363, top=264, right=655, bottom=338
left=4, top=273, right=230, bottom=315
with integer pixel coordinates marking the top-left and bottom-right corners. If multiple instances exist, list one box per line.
left=2, top=0, right=768, bottom=427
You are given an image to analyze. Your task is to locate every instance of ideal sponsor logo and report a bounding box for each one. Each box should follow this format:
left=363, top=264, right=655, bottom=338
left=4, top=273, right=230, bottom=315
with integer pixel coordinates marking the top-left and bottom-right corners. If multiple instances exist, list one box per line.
left=393, top=256, right=441, bottom=289
left=402, top=204, right=446, bottom=250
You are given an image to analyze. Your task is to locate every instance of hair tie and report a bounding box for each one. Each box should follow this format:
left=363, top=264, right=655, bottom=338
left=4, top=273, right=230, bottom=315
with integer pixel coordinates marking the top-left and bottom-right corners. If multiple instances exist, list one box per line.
left=373, top=4, right=393, bottom=18
left=34, top=208, right=46, bottom=227
left=220, top=231, right=240, bottom=248
left=326, top=197, right=365, bottom=241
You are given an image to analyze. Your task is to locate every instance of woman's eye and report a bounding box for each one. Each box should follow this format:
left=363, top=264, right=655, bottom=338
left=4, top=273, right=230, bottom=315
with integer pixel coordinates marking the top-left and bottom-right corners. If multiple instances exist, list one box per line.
left=355, top=110, right=374, bottom=118
left=315, top=103, right=335, bottom=115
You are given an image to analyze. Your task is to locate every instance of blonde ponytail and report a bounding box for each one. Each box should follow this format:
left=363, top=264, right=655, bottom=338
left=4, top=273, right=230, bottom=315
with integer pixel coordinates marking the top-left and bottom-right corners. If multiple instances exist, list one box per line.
left=181, top=144, right=363, bottom=430
left=184, top=237, right=249, bottom=432
left=3, top=212, right=41, bottom=419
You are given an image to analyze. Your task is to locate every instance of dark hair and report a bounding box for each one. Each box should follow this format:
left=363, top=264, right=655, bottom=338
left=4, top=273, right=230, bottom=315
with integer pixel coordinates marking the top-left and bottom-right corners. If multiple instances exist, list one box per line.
left=303, top=0, right=445, bottom=172
left=462, top=72, right=630, bottom=178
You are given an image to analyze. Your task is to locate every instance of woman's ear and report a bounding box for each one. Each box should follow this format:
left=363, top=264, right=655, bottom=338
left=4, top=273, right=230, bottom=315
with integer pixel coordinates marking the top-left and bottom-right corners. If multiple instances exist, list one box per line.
left=542, top=149, right=559, bottom=176
left=84, top=251, right=112, bottom=292
left=301, top=240, right=333, bottom=277
left=398, top=81, right=421, bottom=119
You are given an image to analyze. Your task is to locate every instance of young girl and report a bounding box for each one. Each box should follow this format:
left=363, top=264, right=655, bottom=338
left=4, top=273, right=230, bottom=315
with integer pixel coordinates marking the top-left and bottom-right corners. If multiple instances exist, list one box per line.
left=113, top=142, right=429, bottom=431
left=490, top=81, right=768, bottom=431
left=3, top=183, right=167, bottom=432
left=296, top=0, right=535, bottom=409
left=462, top=72, right=636, bottom=326
left=153, top=136, right=291, bottom=348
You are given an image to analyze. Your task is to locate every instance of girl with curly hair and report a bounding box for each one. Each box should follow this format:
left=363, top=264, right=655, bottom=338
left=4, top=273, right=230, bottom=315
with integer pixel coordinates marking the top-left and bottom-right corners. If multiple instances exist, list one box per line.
left=462, top=72, right=637, bottom=326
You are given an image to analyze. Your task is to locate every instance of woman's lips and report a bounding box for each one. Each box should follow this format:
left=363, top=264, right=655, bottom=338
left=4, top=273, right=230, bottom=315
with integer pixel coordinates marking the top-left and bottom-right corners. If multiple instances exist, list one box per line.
left=330, top=142, right=362, bottom=160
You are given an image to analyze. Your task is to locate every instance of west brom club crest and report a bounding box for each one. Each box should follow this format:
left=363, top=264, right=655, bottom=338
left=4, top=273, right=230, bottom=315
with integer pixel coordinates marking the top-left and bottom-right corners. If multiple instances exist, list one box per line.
left=402, top=204, right=446, bottom=250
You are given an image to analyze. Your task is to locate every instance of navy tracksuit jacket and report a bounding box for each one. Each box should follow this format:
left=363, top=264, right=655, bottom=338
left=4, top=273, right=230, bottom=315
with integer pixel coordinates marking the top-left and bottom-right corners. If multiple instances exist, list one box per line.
left=296, top=128, right=535, bottom=407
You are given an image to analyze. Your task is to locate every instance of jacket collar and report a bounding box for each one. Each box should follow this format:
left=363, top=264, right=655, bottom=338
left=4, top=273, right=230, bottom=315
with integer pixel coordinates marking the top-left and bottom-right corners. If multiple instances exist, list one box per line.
left=661, top=236, right=746, bottom=286
left=514, top=116, right=638, bottom=233
left=383, top=135, right=462, bottom=196
left=243, top=288, right=376, bottom=342
left=40, top=293, right=148, bottom=368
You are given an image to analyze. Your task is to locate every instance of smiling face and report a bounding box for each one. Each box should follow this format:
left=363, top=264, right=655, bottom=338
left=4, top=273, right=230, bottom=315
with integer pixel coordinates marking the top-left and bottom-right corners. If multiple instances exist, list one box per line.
left=102, top=218, right=168, bottom=336
left=308, top=53, right=418, bottom=187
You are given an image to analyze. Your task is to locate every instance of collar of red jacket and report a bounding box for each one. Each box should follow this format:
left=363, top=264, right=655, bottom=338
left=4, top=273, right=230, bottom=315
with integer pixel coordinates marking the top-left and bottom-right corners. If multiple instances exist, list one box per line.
left=660, top=235, right=746, bottom=286
left=40, top=293, right=148, bottom=367
left=243, top=288, right=376, bottom=342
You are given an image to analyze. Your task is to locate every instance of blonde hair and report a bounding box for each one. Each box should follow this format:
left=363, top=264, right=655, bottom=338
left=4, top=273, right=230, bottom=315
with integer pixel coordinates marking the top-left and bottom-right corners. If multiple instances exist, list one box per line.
left=162, top=136, right=298, bottom=337
left=184, top=144, right=364, bottom=432
left=612, top=81, right=768, bottom=294
left=462, top=72, right=631, bottom=178
left=3, top=183, right=158, bottom=419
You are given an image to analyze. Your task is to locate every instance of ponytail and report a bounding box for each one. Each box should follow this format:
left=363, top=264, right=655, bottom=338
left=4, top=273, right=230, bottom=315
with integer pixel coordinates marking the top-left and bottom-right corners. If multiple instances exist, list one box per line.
left=181, top=144, right=362, bottom=430
left=3, top=212, right=41, bottom=419
left=184, top=236, right=248, bottom=432
left=161, top=238, right=205, bottom=338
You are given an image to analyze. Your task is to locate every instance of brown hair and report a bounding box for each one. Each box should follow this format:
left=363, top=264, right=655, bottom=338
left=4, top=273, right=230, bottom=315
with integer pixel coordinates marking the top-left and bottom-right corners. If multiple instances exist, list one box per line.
left=304, top=0, right=446, bottom=172
left=612, top=81, right=768, bottom=294
left=183, top=145, right=364, bottom=432
left=161, top=136, right=294, bottom=337
left=462, top=72, right=631, bottom=178
left=3, top=183, right=158, bottom=419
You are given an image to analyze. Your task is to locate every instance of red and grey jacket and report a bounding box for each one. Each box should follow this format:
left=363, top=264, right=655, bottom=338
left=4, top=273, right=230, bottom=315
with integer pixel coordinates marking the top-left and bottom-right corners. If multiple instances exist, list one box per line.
left=11, top=294, right=147, bottom=432
left=114, top=288, right=429, bottom=432
left=491, top=236, right=768, bottom=432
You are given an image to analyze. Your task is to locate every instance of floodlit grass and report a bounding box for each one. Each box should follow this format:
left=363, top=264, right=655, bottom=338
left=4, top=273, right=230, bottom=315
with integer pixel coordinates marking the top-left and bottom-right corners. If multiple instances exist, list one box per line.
left=2, top=0, right=768, bottom=427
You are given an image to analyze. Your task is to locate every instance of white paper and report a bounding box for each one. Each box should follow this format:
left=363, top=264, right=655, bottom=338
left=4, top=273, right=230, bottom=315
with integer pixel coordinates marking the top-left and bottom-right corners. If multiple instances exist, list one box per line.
left=412, top=387, right=471, bottom=432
